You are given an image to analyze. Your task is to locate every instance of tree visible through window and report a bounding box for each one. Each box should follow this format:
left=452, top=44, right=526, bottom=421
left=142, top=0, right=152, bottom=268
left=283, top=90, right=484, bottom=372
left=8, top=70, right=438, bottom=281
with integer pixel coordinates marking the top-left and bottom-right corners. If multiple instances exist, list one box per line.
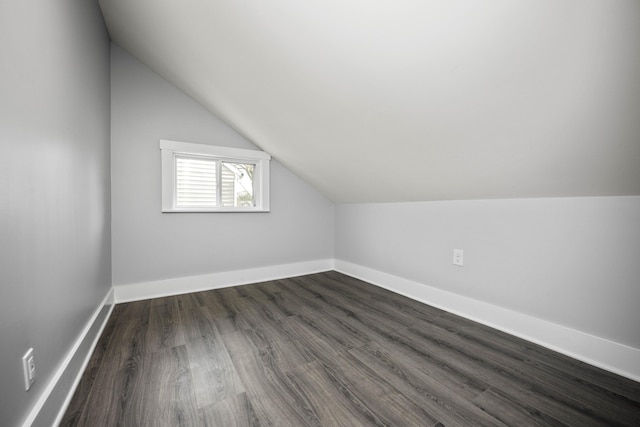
left=221, top=162, right=255, bottom=207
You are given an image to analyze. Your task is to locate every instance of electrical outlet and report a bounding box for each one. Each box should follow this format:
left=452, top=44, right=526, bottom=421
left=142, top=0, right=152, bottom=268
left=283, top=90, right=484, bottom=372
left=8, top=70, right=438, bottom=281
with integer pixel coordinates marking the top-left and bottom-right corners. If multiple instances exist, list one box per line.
left=22, top=348, right=36, bottom=391
left=453, top=249, right=464, bottom=266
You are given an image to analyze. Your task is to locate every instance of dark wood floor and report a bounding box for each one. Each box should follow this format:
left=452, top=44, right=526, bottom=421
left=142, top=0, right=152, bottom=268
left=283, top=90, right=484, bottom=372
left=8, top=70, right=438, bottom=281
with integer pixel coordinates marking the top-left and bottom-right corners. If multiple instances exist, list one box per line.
left=61, top=271, right=640, bottom=426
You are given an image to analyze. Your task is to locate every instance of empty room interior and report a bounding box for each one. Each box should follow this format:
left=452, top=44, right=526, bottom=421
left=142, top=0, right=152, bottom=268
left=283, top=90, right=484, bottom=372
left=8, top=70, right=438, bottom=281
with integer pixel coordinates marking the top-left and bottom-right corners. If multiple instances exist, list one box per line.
left=2, top=0, right=640, bottom=426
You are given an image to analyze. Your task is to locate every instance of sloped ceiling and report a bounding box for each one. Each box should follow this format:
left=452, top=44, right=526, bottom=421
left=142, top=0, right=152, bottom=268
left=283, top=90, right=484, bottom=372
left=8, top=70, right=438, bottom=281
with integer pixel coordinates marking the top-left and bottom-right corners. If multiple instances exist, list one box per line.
left=98, top=0, right=640, bottom=203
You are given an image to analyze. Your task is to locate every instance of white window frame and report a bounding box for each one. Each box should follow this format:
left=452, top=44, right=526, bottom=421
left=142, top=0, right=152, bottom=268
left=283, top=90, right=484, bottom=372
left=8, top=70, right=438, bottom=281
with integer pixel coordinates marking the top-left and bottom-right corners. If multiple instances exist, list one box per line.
left=160, top=140, right=271, bottom=212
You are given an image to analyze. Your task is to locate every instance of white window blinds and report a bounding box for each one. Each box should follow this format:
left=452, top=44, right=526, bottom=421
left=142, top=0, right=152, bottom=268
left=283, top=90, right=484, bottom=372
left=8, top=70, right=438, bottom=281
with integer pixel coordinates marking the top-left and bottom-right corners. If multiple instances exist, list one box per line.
left=175, top=156, right=217, bottom=208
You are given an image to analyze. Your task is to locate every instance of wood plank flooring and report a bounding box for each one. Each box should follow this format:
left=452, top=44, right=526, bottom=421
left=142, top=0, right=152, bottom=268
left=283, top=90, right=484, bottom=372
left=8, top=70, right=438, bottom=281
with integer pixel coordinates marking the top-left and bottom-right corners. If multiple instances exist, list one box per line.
left=61, top=271, right=640, bottom=426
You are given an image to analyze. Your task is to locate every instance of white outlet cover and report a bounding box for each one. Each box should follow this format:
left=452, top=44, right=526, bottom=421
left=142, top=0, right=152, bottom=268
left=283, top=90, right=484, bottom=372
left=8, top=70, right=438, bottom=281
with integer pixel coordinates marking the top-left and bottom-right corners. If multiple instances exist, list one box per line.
left=453, top=249, right=464, bottom=266
left=22, top=348, right=35, bottom=391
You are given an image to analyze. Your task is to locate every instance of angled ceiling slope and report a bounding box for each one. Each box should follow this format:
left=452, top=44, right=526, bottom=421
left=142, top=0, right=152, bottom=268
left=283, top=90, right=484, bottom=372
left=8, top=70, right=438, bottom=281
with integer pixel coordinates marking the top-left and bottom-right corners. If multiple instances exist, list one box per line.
left=99, top=0, right=640, bottom=203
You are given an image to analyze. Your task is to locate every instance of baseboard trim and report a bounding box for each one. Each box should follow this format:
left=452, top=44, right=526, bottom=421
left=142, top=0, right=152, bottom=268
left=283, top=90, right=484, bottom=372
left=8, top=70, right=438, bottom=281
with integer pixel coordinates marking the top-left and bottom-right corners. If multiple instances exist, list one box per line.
left=334, top=259, right=640, bottom=383
left=113, top=259, right=335, bottom=303
left=22, top=288, right=115, bottom=427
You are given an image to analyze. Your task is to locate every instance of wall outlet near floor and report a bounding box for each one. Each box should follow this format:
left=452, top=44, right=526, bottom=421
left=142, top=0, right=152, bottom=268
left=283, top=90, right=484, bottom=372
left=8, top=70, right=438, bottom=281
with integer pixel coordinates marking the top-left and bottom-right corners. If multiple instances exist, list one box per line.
left=22, top=348, right=36, bottom=391
left=453, top=249, right=464, bottom=266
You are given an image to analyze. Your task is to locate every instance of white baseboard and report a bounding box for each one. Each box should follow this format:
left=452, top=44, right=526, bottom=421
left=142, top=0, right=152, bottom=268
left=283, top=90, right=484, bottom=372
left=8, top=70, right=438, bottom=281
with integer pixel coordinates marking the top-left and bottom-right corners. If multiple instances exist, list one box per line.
left=113, top=259, right=335, bottom=303
left=334, top=259, right=640, bottom=383
left=22, top=288, right=115, bottom=427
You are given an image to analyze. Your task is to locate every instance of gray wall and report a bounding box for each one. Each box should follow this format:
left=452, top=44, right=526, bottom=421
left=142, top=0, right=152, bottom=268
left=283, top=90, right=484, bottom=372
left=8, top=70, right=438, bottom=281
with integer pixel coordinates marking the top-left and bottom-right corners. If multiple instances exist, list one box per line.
left=0, top=1, right=112, bottom=426
left=111, top=45, right=335, bottom=286
left=336, top=196, right=640, bottom=349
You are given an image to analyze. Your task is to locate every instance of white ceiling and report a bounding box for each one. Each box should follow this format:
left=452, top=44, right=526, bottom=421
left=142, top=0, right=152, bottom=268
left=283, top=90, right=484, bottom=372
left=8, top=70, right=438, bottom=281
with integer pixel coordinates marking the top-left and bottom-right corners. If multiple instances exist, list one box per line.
left=98, top=0, right=640, bottom=203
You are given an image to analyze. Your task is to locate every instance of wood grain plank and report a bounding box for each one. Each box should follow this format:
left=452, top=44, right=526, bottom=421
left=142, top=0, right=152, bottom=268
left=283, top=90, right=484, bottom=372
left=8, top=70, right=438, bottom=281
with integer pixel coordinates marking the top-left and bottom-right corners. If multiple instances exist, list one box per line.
left=288, top=275, right=415, bottom=332
left=472, top=388, right=564, bottom=427
left=346, top=342, right=504, bottom=427
left=146, top=299, right=185, bottom=353
left=176, top=290, right=207, bottom=311
left=350, top=340, right=488, bottom=402
left=185, top=333, right=244, bottom=408
left=221, top=290, right=312, bottom=372
left=452, top=313, right=640, bottom=404
left=284, top=314, right=442, bottom=426
left=134, top=345, right=199, bottom=427
left=254, top=280, right=301, bottom=317
left=182, top=301, right=245, bottom=408
left=221, top=330, right=322, bottom=426
left=407, top=322, right=640, bottom=425
left=199, top=392, right=262, bottom=427
left=74, top=300, right=150, bottom=426
left=397, top=324, right=613, bottom=426
left=242, top=282, right=296, bottom=319
left=285, top=361, right=379, bottom=427
left=196, top=290, right=244, bottom=335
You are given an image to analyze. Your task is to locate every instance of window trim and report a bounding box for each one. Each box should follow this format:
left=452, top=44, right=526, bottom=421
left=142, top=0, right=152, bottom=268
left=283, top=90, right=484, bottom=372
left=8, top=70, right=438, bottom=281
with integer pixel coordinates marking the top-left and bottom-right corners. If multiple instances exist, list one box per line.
left=160, top=139, right=271, bottom=212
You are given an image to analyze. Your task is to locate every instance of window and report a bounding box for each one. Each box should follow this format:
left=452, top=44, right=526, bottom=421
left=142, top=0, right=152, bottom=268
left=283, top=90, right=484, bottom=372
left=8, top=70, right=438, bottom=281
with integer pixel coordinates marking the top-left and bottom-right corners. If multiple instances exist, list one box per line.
left=160, top=140, right=270, bottom=212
